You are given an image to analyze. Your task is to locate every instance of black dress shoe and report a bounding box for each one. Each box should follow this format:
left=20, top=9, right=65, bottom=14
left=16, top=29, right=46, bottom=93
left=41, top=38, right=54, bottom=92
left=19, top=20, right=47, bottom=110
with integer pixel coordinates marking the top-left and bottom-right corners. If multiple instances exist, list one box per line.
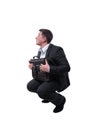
left=53, top=98, right=66, bottom=113
left=42, top=99, right=49, bottom=103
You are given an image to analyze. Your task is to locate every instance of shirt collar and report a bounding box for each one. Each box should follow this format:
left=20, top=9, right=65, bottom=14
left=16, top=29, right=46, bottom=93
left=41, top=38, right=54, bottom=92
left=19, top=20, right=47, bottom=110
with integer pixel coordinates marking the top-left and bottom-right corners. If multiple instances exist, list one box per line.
left=41, top=43, right=50, bottom=54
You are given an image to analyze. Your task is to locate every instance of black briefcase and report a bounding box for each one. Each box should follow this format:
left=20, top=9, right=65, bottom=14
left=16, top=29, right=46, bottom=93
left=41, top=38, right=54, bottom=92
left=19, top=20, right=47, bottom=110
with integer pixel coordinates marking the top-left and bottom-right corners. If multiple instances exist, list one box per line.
left=29, top=56, right=50, bottom=81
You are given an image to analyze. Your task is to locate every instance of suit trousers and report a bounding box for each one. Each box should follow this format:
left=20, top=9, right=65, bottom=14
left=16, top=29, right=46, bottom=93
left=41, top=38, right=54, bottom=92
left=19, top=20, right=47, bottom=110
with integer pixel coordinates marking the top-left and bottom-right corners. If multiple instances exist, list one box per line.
left=27, top=79, right=65, bottom=106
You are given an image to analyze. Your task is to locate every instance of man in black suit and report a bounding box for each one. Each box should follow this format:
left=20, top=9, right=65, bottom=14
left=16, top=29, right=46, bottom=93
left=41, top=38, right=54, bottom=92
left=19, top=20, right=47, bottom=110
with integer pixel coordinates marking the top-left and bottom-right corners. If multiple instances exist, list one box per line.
left=27, top=29, right=70, bottom=113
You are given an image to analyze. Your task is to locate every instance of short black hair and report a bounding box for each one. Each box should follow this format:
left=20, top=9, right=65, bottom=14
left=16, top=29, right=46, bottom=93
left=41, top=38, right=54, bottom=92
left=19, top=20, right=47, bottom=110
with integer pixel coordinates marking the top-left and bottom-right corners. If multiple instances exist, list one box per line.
left=39, top=29, right=53, bottom=43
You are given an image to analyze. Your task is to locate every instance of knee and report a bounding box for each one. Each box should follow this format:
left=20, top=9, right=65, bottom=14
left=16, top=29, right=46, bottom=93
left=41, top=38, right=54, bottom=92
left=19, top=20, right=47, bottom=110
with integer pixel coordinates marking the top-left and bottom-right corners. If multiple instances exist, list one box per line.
left=27, top=82, right=33, bottom=92
left=37, top=89, right=46, bottom=99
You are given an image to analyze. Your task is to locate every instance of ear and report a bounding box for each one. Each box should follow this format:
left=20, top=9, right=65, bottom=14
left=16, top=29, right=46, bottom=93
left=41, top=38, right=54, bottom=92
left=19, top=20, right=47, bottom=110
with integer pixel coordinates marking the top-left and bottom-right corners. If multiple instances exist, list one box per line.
left=43, top=36, right=47, bottom=43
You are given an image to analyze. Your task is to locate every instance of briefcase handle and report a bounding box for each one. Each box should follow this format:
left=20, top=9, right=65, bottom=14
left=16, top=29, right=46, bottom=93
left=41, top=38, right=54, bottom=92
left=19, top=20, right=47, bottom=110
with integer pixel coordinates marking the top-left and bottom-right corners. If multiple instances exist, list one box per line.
left=33, top=56, right=40, bottom=59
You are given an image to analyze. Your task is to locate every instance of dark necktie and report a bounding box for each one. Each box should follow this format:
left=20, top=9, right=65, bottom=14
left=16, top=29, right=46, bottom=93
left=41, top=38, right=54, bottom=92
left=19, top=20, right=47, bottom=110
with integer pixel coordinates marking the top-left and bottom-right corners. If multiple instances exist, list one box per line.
left=37, top=51, right=41, bottom=58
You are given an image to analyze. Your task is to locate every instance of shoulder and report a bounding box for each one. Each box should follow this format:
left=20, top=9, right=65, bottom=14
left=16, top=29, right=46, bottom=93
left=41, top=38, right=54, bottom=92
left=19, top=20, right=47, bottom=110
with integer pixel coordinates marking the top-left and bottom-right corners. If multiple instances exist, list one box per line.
left=50, top=44, right=63, bottom=51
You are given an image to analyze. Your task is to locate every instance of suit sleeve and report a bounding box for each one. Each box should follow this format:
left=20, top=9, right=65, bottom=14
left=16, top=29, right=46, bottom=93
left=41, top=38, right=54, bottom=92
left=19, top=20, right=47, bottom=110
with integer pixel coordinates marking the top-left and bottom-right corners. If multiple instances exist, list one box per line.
left=50, top=47, right=70, bottom=75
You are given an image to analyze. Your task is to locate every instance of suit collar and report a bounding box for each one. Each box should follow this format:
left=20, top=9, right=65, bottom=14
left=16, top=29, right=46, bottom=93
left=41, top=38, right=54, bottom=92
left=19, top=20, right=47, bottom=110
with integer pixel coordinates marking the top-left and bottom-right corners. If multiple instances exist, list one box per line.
left=45, top=44, right=53, bottom=58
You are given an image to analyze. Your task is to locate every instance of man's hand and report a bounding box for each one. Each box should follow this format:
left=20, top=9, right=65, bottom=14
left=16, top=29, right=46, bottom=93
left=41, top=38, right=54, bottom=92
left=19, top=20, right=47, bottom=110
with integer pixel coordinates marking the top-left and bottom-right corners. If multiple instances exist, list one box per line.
left=28, top=63, right=33, bottom=70
left=40, top=59, right=50, bottom=72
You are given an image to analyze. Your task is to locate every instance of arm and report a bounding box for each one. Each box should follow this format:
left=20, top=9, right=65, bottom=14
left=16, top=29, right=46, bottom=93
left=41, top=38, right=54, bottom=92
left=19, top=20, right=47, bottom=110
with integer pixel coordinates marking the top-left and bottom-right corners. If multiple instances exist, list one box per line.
left=49, top=47, right=70, bottom=75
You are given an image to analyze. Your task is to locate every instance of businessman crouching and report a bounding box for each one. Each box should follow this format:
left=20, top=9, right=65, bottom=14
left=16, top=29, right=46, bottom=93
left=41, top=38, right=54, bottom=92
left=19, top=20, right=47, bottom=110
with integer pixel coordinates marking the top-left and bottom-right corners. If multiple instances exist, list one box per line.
left=27, top=29, right=70, bottom=113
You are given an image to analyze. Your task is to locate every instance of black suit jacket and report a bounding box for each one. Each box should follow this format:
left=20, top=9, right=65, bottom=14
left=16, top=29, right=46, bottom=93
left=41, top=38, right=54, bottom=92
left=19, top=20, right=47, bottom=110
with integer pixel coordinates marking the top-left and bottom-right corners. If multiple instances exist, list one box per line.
left=45, top=44, right=70, bottom=92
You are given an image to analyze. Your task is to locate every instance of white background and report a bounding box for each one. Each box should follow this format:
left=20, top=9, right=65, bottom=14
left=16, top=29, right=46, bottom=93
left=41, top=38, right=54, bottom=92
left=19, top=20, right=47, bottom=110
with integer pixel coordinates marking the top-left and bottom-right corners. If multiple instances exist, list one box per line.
left=0, top=0, right=87, bottom=130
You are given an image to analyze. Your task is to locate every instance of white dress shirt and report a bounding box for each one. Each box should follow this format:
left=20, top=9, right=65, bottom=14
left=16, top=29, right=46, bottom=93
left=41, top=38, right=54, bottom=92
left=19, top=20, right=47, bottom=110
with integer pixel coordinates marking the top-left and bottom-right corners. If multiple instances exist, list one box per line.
left=38, top=43, right=50, bottom=58
left=38, top=44, right=50, bottom=72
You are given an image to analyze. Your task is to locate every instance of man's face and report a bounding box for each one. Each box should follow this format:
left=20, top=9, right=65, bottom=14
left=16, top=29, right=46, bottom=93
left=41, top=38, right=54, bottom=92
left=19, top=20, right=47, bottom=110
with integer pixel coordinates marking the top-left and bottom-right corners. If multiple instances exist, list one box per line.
left=35, top=31, right=46, bottom=45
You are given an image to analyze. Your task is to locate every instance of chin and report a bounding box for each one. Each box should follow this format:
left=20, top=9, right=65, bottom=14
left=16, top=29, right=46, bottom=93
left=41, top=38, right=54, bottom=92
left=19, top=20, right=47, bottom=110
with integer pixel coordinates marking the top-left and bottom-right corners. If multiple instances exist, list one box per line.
left=36, top=43, right=40, bottom=46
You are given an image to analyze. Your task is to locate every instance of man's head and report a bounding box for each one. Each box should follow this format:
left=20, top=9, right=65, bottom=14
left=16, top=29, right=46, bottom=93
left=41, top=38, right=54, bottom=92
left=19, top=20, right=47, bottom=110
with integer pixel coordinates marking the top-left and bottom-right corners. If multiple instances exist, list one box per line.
left=36, top=29, right=53, bottom=47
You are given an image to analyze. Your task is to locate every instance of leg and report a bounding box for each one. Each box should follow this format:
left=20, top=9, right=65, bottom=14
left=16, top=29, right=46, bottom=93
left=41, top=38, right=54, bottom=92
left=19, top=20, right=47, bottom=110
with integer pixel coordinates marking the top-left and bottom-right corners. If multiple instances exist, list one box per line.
left=37, top=81, right=65, bottom=106
left=27, top=79, right=42, bottom=93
